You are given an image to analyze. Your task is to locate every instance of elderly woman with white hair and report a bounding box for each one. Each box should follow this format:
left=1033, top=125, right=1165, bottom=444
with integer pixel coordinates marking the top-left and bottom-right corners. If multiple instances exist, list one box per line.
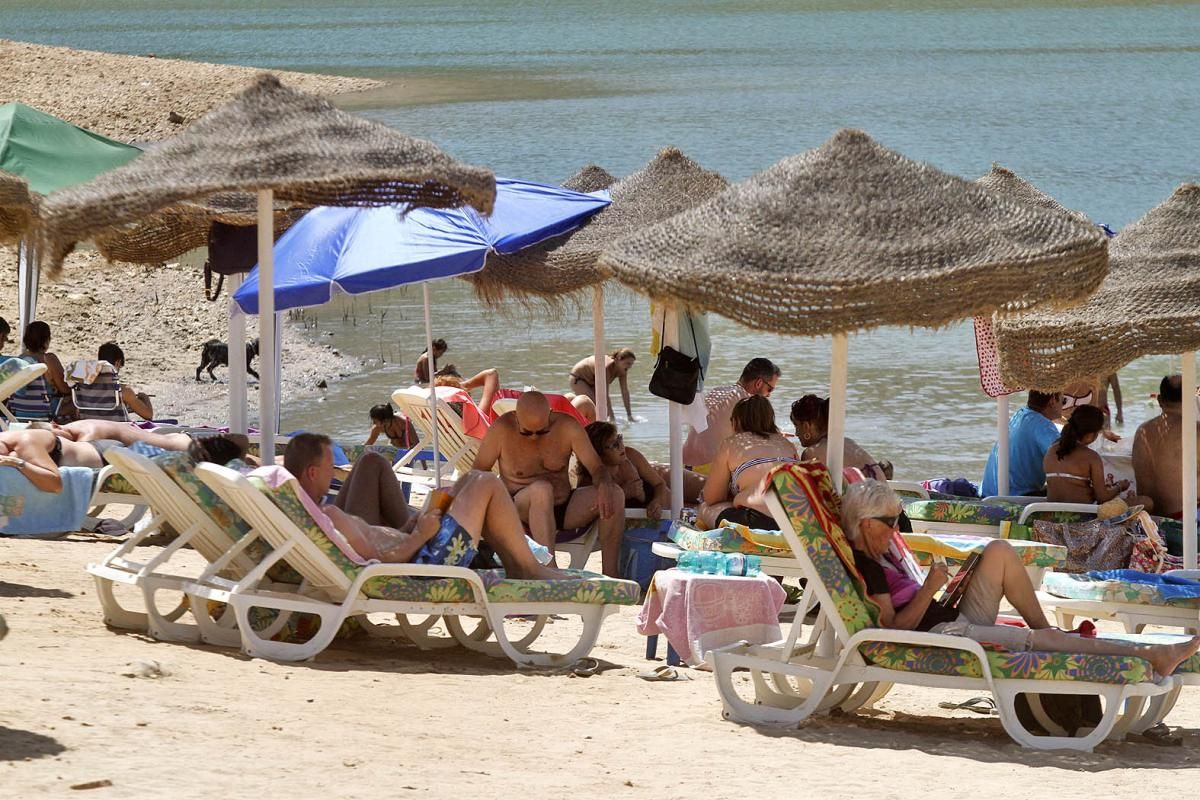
left=841, top=480, right=1200, bottom=678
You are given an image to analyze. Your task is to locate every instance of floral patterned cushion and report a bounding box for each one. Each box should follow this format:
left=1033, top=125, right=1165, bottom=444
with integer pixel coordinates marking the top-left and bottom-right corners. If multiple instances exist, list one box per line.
left=903, top=499, right=1091, bottom=526
left=0, top=494, right=26, bottom=525
left=858, top=641, right=1153, bottom=684
left=1043, top=571, right=1200, bottom=608
left=669, top=521, right=790, bottom=555
left=0, top=356, right=24, bottom=383
left=770, top=464, right=878, bottom=635
left=361, top=568, right=640, bottom=605
left=338, top=443, right=400, bottom=465
left=98, top=470, right=139, bottom=496
left=901, top=533, right=1067, bottom=569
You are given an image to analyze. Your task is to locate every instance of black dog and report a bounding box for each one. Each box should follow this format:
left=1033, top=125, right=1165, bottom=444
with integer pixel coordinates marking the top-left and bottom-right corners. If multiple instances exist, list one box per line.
left=196, top=338, right=260, bottom=382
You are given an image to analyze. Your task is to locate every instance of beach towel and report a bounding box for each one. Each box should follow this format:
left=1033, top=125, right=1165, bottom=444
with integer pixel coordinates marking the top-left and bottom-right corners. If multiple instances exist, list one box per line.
left=0, top=466, right=93, bottom=535
left=65, top=359, right=109, bottom=386
left=1086, top=569, right=1200, bottom=602
left=490, top=388, right=588, bottom=426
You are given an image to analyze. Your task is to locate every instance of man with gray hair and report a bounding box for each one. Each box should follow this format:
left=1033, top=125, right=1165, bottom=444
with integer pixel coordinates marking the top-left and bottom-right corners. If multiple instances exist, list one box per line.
left=682, top=357, right=781, bottom=469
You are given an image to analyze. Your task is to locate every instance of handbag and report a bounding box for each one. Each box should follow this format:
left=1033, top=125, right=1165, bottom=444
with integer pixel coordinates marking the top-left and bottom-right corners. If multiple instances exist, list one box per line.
left=648, top=313, right=703, bottom=405
left=204, top=221, right=260, bottom=300
left=1031, top=517, right=1137, bottom=573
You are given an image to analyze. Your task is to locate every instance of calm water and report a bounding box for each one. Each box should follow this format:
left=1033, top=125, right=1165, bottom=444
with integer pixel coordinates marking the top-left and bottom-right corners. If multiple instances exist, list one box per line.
left=8, top=1, right=1200, bottom=479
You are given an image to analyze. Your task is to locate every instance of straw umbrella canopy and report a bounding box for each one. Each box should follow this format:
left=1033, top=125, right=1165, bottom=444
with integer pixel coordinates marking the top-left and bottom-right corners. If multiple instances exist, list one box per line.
left=93, top=192, right=308, bottom=265
left=993, top=184, right=1200, bottom=390
left=36, top=73, right=496, bottom=274
left=598, top=128, right=1110, bottom=484
left=467, top=148, right=728, bottom=307
left=33, top=73, right=496, bottom=461
left=600, top=129, right=1109, bottom=336
left=974, top=163, right=1092, bottom=224
left=0, top=172, right=32, bottom=246
left=561, top=165, right=616, bottom=193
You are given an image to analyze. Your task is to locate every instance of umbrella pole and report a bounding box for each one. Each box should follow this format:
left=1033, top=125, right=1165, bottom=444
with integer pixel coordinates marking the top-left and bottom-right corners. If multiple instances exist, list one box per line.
left=228, top=273, right=248, bottom=434
left=256, top=190, right=276, bottom=462
left=996, top=394, right=1010, bottom=497
left=1184, top=351, right=1197, bottom=569
left=17, top=235, right=39, bottom=341
left=423, top=282, right=441, bottom=489
left=827, top=333, right=849, bottom=491
left=664, top=307, right=684, bottom=518
left=593, top=285, right=607, bottom=422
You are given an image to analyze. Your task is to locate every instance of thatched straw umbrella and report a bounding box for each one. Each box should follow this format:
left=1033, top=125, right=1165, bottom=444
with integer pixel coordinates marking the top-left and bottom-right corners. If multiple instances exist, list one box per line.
left=972, top=164, right=1096, bottom=496
left=36, top=73, right=496, bottom=457
left=992, top=184, right=1200, bottom=565
left=599, top=128, right=1109, bottom=488
left=0, top=172, right=32, bottom=246
left=93, top=192, right=307, bottom=265
left=561, top=165, right=616, bottom=193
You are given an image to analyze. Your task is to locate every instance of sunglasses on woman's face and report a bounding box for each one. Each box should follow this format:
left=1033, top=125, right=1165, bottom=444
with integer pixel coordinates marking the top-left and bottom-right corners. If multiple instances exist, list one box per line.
left=519, top=426, right=552, bottom=437
left=871, top=514, right=901, bottom=529
left=1060, top=392, right=1092, bottom=410
left=604, top=435, right=624, bottom=450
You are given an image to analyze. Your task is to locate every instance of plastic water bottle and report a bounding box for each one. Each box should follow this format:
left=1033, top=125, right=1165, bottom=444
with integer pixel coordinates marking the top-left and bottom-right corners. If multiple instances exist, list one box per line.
left=677, top=551, right=701, bottom=572
left=698, top=551, right=724, bottom=574
left=525, top=535, right=553, bottom=566
left=724, top=553, right=762, bottom=577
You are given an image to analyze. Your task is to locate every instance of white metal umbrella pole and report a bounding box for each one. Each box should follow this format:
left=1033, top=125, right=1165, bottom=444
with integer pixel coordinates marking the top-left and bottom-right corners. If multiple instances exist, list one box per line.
left=996, top=394, right=1010, bottom=497
left=1183, top=351, right=1197, bottom=569
left=17, top=235, right=39, bottom=340
left=827, top=332, right=849, bottom=490
left=228, top=272, right=248, bottom=434
left=592, top=285, right=607, bottom=423
left=422, top=282, right=441, bottom=489
left=665, top=307, right=683, bottom=518
left=256, top=190, right=276, bottom=462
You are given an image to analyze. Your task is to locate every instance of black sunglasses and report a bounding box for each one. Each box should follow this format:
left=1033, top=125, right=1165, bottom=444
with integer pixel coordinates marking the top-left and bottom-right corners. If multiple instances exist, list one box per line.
left=519, top=426, right=552, bottom=437
left=871, top=514, right=901, bottom=529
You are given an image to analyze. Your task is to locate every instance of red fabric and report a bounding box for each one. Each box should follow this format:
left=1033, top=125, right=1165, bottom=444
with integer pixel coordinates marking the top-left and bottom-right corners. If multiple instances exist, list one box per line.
left=491, top=388, right=589, bottom=426
left=437, top=388, right=490, bottom=439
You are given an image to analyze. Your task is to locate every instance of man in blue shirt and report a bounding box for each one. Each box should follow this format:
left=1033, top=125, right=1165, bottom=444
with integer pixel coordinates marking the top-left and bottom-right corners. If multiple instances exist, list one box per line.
left=981, top=391, right=1064, bottom=497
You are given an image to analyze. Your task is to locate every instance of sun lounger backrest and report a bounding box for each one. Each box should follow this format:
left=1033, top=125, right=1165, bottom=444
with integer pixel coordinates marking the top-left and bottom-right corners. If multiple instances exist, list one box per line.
left=248, top=475, right=365, bottom=583
left=391, top=387, right=479, bottom=474
left=0, top=358, right=48, bottom=425
left=72, top=363, right=128, bottom=421
left=768, top=463, right=879, bottom=637
left=194, top=463, right=354, bottom=598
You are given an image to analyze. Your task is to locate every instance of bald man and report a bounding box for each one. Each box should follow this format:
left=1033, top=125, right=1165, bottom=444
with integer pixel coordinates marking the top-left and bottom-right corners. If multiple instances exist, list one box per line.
left=473, top=391, right=624, bottom=576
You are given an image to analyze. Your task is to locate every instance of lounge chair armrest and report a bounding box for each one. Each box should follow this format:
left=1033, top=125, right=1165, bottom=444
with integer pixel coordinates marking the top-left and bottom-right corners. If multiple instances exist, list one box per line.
left=1017, top=502, right=1100, bottom=525
left=347, top=562, right=489, bottom=603
left=844, top=627, right=997, bottom=683
left=887, top=480, right=929, bottom=500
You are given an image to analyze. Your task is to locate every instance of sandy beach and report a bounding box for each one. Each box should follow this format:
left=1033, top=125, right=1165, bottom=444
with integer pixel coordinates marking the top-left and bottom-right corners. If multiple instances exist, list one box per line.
left=4, top=537, right=1200, bottom=798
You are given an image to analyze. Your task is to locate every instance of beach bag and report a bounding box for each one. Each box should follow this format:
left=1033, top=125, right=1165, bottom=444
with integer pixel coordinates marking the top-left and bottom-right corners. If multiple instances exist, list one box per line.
left=1031, top=518, right=1136, bottom=573
left=204, top=221, right=259, bottom=300
left=648, top=314, right=703, bottom=405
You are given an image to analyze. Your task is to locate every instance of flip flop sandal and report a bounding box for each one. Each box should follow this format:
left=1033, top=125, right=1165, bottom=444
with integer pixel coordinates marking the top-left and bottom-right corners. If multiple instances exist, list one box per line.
left=637, top=665, right=692, bottom=682
left=571, top=657, right=601, bottom=677
left=938, top=696, right=998, bottom=715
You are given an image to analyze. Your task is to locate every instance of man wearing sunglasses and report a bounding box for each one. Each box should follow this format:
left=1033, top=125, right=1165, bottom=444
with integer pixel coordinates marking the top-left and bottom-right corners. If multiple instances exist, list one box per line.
left=681, top=357, right=781, bottom=469
left=473, top=391, right=624, bottom=576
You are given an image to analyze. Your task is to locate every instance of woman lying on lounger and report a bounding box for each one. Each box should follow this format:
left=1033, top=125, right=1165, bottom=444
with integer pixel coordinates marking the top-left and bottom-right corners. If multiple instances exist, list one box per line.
left=842, top=480, right=1200, bottom=677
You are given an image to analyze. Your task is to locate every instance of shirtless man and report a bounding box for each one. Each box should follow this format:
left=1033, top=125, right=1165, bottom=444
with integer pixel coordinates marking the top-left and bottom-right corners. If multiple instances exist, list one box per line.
left=472, top=391, right=624, bottom=576
left=283, top=433, right=562, bottom=579
left=682, top=358, right=780, bottom=469
left=1133, top=375, right=1200, bottom=519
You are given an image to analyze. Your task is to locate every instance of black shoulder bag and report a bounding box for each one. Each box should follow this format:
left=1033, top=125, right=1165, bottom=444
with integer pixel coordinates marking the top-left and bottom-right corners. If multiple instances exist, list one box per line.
left=648, top=312, right=704, bottom=405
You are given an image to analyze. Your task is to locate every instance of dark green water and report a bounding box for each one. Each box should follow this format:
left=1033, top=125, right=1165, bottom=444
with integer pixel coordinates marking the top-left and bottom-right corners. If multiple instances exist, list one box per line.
left=7, top=1, right=1199, bottom=478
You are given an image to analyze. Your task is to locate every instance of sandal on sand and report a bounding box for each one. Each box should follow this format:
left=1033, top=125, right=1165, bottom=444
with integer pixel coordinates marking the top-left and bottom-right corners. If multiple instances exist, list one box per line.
left=638, top=665, right=692, bottom=682
left=571, top=657, right=601, bottom=677
left=938, top=696, right=998, bottom=715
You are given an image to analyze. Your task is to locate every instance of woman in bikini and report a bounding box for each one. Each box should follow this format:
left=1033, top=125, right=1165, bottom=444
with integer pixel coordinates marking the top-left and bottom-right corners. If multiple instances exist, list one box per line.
left=699, top=395, right=798, bottom=529
left=790, top=394, right=890, bottom=480
left=365, top=403, right=410, bottom=448
left=1043, top=404, right=1149, bottom=507
left=576, top=421, right=669, bottom=520
left=568, top=348, right=637, bottom=423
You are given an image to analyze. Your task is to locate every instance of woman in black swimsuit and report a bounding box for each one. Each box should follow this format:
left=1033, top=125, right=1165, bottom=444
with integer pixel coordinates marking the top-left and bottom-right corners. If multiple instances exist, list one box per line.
left=576, top=421, right=668, bottom=520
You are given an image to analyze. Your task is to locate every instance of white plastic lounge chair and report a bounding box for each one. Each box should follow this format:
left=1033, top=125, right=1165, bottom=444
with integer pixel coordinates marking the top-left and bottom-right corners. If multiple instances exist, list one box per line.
left=189, top=462, right=640, bottom=666
left=1042, top=571, right=1200, bottom=635
left=710, top=462, right=1186, bottom=751
left=391, top=386, right=481, bottom=480
left=0, top=358, right=47, bottom=429
left=86, top=463, right=150, bottom=529
left=87, top=448, right=289, bottom=644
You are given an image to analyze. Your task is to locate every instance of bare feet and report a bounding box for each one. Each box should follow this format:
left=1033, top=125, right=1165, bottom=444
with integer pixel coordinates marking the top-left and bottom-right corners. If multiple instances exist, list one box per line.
left=1147, top=635, right=1200, bottom=678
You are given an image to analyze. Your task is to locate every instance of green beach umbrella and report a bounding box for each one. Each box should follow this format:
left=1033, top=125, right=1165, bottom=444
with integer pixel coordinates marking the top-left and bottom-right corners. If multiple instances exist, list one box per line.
left=0, top=102, right=141, bottom=337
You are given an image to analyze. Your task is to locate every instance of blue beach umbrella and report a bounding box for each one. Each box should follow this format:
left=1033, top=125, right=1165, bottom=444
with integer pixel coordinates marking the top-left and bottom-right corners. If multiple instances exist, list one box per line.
left=232, top=177, right=609, bottom=485
left=233, top=177, right=610, bottom=314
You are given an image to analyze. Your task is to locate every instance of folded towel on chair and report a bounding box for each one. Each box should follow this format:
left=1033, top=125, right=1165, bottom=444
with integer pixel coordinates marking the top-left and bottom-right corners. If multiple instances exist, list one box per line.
left=0, top=466, right=93, bottom=535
